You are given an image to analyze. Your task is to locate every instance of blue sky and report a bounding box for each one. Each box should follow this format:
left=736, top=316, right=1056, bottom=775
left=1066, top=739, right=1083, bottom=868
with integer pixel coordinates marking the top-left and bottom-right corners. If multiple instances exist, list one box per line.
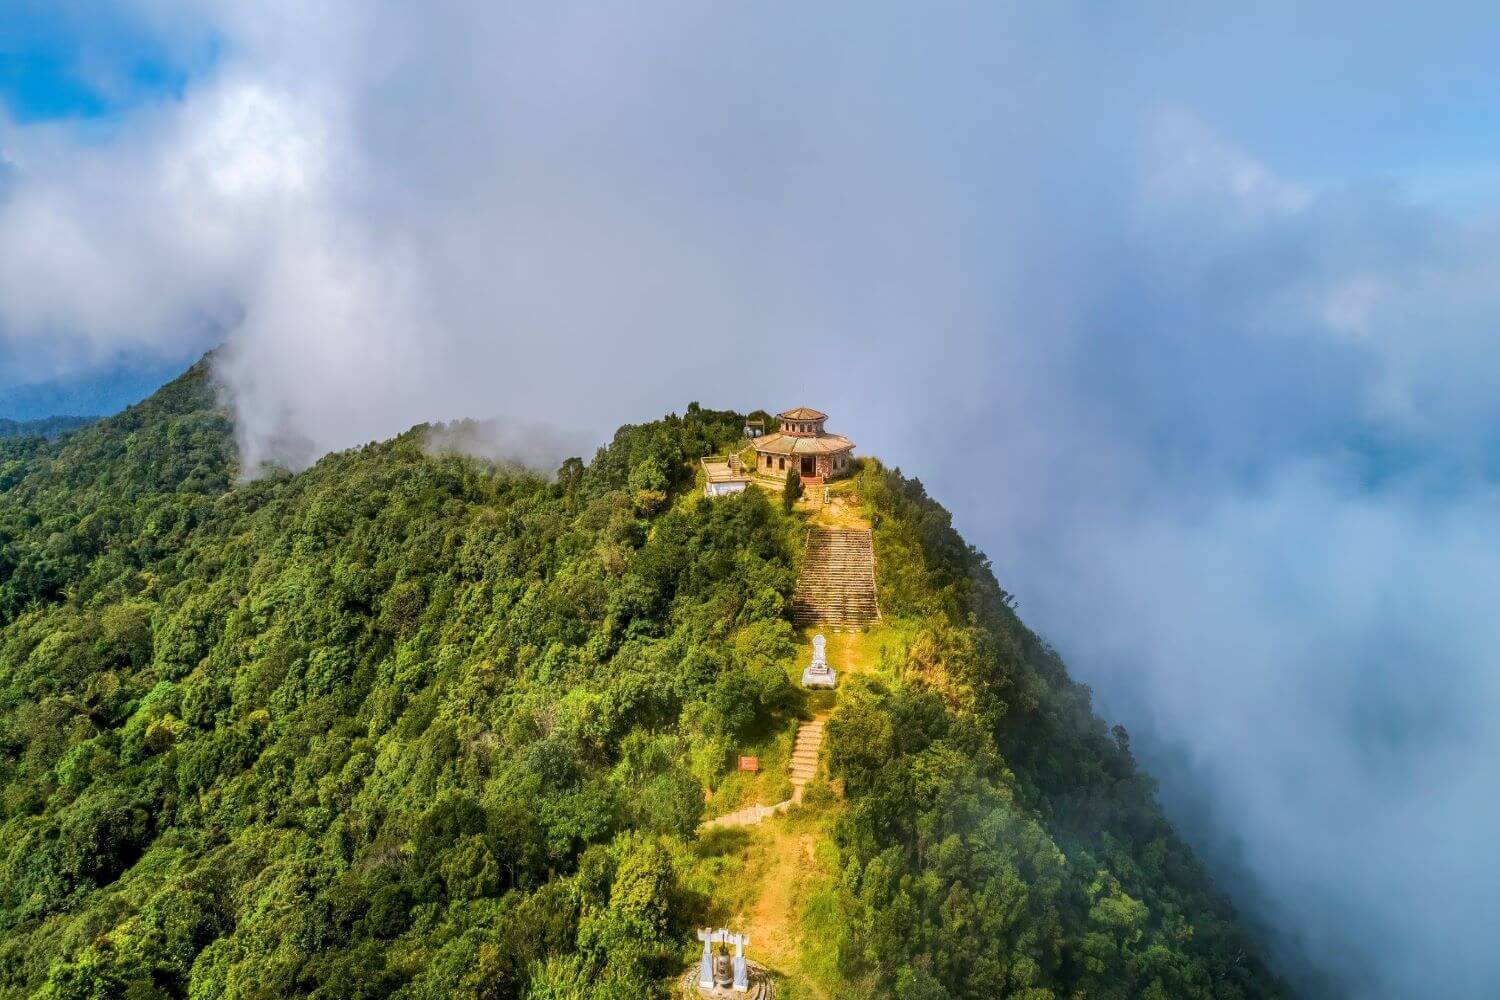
left=0, top=38, right=181, bottom=122
left=0, top=1, right=213, bottom=122
left=6, top=3, right=1500, bottom=994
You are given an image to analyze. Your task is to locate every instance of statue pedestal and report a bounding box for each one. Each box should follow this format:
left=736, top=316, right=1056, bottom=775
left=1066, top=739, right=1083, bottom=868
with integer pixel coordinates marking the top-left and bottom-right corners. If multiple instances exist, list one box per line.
left=683, top=958, right=772, bottom=998
left=687, top=931, right=765, bottom=997
left=800, top=664, right=835, bottom=688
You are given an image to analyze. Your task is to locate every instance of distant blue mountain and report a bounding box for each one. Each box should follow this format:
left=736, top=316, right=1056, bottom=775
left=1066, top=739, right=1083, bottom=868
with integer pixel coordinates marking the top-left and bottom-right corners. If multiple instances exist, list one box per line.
left=0, top=415, right=97, bottom=439
left=0, top=354, right=205, bottom=421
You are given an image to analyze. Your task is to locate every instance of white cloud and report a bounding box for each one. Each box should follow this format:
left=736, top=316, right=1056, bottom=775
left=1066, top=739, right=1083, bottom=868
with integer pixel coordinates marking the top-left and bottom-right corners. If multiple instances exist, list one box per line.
left=0, top=72, right=337, bottom=383
left=1321, top=274, right=1385, bottom=338
left=1141, top=110, right=1312, bottom=222
left=170, top=82, right=326, bottom=201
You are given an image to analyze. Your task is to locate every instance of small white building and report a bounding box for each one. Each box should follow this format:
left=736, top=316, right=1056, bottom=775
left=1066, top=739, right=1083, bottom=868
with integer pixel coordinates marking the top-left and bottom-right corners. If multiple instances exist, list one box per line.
left=701, top=455, right=751, bottom=497
left=706, top=479, right=748, bottom=497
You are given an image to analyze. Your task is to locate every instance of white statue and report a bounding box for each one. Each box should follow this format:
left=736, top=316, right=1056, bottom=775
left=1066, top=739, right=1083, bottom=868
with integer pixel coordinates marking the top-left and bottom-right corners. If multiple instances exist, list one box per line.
left=802, top=633, right=836, bottom=688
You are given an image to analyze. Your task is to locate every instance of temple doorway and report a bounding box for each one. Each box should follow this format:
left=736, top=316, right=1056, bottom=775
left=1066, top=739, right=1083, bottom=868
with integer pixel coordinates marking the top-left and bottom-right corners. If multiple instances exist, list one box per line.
left=800, top=456, right=816, bottom=476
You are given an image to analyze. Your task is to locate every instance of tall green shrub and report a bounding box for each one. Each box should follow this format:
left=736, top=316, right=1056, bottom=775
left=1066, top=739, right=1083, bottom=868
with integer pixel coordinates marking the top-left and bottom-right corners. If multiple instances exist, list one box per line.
left=782, top=466, right=802, bottom=511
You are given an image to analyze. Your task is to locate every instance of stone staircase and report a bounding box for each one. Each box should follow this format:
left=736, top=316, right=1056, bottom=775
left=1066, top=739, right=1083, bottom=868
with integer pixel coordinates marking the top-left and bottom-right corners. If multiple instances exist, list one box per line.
left=792, top=528, right=879, bottom=627
left=789, top=718, right=825, bottom=801
left=702, top=799, right=788, bottom=830
left=701, top=716, right=828, bottom=828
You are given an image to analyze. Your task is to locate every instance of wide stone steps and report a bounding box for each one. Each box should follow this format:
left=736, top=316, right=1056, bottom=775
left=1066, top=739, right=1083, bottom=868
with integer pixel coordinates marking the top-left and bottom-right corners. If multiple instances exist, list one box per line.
left=792, top=528, right=879, bottom=627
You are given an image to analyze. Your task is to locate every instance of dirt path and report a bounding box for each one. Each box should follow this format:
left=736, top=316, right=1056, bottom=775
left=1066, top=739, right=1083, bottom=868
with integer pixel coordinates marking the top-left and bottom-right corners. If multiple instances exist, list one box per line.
left=804, top=487, right=869, bottom=530
left=697, top=709, right=834, bottom=995
left=737, top=818, right=833, bottom=1000
left=693, top=486, right=878, bottom=996
left=745, top=827, right=811, bottom=965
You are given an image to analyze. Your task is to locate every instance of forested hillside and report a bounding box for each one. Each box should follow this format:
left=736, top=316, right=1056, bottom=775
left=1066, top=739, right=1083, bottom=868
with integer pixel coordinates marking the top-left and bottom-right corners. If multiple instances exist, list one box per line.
left=0, top=360, right=1278, bottom=999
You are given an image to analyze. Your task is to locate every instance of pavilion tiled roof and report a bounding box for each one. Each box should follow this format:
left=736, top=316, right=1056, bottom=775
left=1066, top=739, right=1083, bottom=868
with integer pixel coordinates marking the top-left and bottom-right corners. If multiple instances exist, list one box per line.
left=751, top=431, right=854, bottom=456
left=778, top=406, right=827, bottom=421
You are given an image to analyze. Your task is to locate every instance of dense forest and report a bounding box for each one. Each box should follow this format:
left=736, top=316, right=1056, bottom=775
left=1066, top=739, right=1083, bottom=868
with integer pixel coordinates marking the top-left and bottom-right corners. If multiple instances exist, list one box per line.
left=0, top=359, right=1279, bottom=998
left=0, top=417, right=96, bottom=442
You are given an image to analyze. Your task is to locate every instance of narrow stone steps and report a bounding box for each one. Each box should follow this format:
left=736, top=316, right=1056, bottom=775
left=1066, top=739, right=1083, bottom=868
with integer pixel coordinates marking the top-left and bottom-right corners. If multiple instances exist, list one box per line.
left=789, top=718, right=826, bottom=800
left=699, top=718, right=829, bottom=831
left=702, top=800, right=791, bottom=830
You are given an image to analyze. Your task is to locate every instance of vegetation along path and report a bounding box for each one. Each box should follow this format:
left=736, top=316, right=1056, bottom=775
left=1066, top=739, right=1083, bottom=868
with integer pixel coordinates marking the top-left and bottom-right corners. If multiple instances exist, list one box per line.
left=706, top=485, right=882, bottom=996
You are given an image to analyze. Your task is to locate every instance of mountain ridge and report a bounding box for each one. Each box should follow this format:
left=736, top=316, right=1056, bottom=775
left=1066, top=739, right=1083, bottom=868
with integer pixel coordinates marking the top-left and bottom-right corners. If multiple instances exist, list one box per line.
left=0, top=361, right=1280, bottom=998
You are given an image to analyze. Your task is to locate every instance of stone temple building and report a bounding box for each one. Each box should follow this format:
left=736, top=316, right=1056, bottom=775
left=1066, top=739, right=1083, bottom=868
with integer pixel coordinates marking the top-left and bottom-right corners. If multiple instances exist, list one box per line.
left=752, top=407, right=855, bottom=481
